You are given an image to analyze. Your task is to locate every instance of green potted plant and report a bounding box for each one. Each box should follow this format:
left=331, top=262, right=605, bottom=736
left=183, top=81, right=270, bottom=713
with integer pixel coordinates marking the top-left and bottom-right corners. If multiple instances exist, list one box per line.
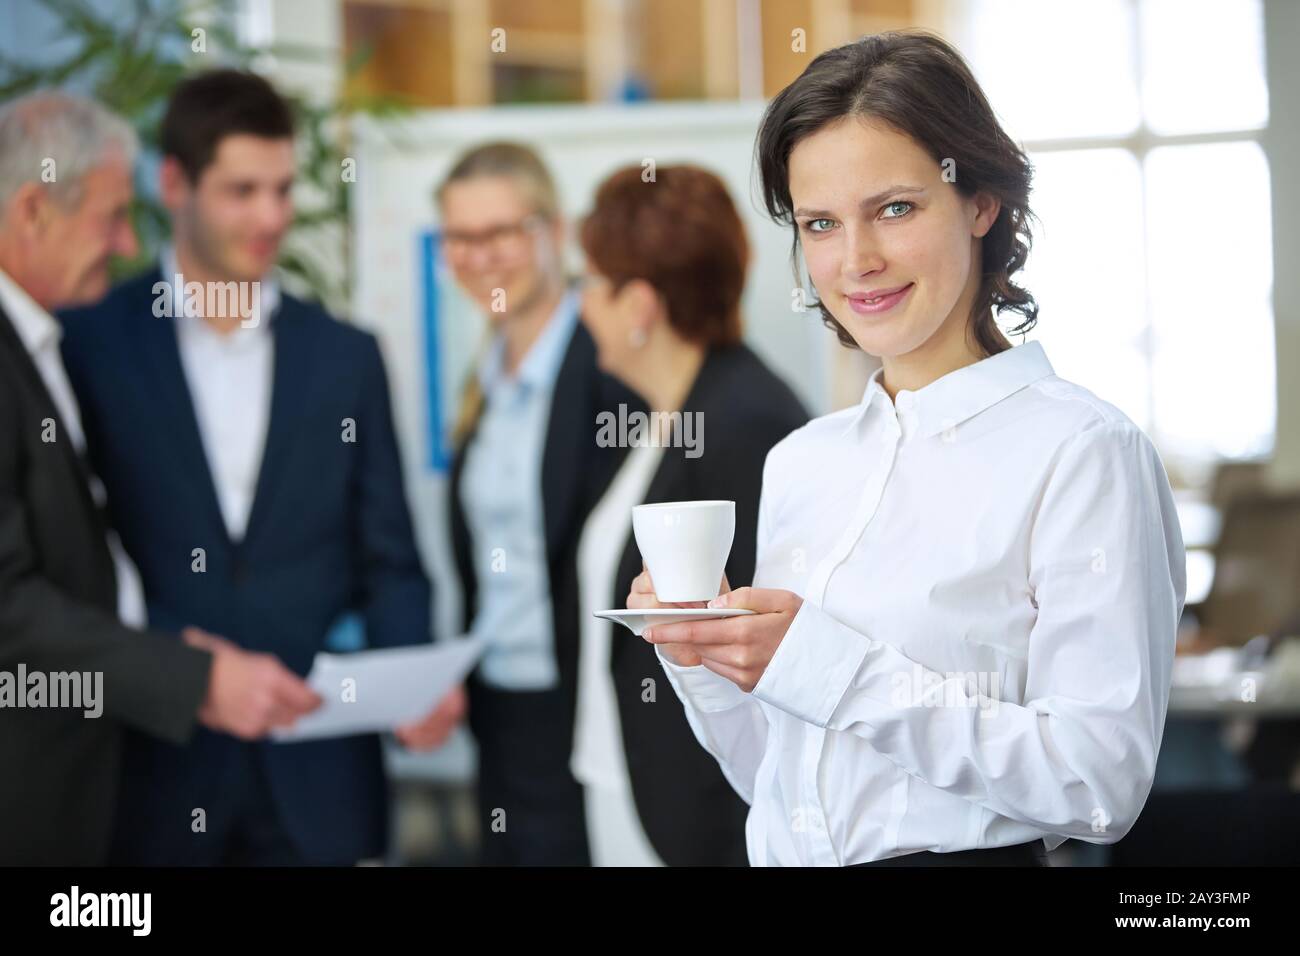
left=0, top=0, right=405, bottom=316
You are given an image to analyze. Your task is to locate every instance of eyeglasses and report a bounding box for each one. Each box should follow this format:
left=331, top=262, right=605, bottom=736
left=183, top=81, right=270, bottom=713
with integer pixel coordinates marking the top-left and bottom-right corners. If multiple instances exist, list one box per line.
left=441, top=214, right=544, bottom=260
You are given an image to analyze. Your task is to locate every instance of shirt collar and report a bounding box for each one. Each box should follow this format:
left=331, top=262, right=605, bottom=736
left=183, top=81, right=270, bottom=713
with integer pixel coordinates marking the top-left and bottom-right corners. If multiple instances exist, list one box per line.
left=0, top=265, right=60, bottom=355
left=478, top=287, right=580, bottom=393
left=841, top=340, right=1055, bottom=439
left=160, top=244, right=281, bottom=331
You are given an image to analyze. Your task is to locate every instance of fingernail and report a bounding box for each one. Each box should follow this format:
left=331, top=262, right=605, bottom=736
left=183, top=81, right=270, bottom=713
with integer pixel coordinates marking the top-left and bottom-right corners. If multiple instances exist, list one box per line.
left=643, top=628, right=654, bottom=642
left=709, top=594, right=726, bottom=608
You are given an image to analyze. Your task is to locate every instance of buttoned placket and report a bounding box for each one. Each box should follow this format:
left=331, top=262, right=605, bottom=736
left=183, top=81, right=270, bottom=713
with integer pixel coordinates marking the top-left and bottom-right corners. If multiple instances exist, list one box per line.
left=502, top=380, right=525, bottom=484
left=791, top=395, right=908, bottom=865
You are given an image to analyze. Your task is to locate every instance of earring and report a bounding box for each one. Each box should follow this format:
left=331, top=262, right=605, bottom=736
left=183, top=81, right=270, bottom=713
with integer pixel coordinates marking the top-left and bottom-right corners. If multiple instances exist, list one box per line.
left=629, top=327, right=648, bottom=349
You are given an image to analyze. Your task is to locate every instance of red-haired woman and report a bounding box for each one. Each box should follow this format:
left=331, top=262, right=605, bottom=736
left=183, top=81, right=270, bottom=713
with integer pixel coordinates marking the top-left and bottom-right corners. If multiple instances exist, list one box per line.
left=571, top=164, right=807, bottom=865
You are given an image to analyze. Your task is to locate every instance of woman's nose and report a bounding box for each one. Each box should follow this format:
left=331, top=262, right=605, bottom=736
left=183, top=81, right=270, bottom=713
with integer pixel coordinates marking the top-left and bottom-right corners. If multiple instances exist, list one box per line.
left=841, top=225, right=885, bottom=279
left=464, top=244, right=497, bottom=272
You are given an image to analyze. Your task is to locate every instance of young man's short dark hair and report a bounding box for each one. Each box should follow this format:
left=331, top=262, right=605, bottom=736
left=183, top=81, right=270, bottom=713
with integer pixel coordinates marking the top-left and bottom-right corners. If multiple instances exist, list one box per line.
left=160, top=69, right=295, bottom=183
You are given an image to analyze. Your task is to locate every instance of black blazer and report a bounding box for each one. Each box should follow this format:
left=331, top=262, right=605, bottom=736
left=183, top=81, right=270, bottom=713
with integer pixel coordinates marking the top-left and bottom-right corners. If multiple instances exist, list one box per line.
left=571, top=343, right=808, bottom=866
left=449, top=320, right=640, bottom=728
left=0, top=303, right=211, bottom=866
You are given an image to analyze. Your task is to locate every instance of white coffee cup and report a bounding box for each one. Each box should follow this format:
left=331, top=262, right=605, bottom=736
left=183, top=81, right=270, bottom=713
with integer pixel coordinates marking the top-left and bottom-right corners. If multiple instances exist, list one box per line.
left=632, top=500, right=735, bottom=603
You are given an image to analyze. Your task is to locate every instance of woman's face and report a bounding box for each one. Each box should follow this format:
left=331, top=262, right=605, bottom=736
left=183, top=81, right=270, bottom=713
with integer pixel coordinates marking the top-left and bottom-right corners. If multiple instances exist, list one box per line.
left=788, top=117, right=998, bottom=361
left=439, top=174, right=561, bottom=324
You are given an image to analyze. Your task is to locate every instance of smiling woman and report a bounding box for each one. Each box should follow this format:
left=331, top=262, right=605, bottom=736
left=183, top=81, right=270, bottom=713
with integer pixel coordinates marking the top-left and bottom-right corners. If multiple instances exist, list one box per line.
left=637, top=30, right=1187, bottom=868
left=756, top=30, right=1037, bottom=365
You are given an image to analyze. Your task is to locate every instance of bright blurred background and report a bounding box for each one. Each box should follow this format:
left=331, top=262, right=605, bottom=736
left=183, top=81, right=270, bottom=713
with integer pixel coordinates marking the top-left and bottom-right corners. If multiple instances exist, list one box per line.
left=3, top=0, right=1297, bottom=865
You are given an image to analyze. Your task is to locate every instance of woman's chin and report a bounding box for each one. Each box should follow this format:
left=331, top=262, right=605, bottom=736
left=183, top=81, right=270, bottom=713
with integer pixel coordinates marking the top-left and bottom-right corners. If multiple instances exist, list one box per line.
left=839, top=311, right=942, bottom=362
left=839, top=317, right=908, bottom=359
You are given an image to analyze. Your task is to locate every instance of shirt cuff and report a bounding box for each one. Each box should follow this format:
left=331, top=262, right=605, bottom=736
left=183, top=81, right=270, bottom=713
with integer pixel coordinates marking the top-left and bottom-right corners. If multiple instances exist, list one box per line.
left=654, top=645, right=752, bottom=713
left=751, top=599, right=872, bottom=728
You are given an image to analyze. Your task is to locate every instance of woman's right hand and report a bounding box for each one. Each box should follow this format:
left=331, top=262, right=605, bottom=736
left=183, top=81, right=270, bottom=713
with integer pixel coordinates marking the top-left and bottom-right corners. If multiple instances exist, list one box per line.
left=627, top=564, right=730, bottom=667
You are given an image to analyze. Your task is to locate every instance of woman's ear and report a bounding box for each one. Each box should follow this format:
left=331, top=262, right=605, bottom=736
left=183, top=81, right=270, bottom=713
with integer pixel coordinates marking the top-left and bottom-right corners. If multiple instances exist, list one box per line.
left=619, top=277, right=661, bottom=336
left=970, top=191, right=1001, bottom=239
left=532, top=216, right=565, bottom=278
left=546, top=216, right=565, bottom=252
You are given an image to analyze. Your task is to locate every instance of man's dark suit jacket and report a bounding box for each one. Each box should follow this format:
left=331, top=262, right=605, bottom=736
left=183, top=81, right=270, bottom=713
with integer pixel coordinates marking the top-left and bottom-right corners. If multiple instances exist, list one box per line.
left=0, top=302, right=211, bottom=866
left=59, top=270, right=432, bottom=865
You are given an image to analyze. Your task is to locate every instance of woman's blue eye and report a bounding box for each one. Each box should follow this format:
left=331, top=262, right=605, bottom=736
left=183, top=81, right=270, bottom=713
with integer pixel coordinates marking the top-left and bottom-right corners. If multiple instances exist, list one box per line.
left=805, top=218, right=835, bottom=233
left=882, top=201, right=914, bottom=219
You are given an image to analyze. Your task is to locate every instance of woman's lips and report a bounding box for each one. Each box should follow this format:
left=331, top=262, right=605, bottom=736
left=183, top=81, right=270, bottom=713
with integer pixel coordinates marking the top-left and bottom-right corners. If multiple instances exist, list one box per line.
left=847, top=283, right=913, bottom=315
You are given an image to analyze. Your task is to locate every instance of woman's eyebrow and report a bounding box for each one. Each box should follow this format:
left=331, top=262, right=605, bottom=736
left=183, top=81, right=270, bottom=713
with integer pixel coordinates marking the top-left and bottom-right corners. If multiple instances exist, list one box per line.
left=794, top=185, right=926, bottom=218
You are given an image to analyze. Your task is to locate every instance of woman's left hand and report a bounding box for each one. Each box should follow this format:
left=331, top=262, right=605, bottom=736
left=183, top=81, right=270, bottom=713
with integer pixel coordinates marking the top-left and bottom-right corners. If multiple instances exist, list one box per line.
left=642, top=587, right=804, bottom=693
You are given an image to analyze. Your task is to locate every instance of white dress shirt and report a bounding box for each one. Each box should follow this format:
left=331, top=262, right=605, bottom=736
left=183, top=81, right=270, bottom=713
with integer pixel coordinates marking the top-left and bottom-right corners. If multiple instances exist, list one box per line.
left=656, top=340, right=1187, bottom=866
left=0, top=266, right=145, bottom=627
left=162, top=247, right=279, bottom=541
left=573, top=439, right=666, bottom=866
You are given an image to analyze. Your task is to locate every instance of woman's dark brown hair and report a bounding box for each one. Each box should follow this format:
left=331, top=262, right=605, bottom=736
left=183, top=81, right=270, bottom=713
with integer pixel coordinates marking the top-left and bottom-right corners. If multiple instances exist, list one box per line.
left=756, top=30, right=1037, bottom=355
left=580, top=164, right=747, bottom=348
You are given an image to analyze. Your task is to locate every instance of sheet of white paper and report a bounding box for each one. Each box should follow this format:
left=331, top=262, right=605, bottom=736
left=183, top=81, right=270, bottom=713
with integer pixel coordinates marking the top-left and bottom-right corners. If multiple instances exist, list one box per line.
left=272, top=636, right=486, bottom=742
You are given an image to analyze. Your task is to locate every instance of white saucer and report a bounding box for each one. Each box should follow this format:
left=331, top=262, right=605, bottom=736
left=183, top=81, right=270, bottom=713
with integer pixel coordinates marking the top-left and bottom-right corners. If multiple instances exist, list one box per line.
left=594, top=607, right=755, bottom=636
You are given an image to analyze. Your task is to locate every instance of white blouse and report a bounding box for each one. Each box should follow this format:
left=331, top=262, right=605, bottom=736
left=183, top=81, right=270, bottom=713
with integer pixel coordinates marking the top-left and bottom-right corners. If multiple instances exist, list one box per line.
left=656, top=340, right=1187, bottom=866
left=573, top=441, right=665, bottom=866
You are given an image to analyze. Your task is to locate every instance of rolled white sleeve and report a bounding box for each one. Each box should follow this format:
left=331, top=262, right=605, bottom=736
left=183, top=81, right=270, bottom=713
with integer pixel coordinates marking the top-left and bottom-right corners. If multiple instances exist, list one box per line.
left=655, top=646, right=750, bottom=712
left=649, top=447, right=787, bottom=805
left=655, top=646, right=768, bottom=805
left=751, top=421, right=1186, bottom=843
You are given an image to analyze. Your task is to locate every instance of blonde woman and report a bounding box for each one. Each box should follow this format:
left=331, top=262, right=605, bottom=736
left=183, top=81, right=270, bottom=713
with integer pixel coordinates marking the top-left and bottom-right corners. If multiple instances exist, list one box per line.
left=440, top=143, right=635, bottom=865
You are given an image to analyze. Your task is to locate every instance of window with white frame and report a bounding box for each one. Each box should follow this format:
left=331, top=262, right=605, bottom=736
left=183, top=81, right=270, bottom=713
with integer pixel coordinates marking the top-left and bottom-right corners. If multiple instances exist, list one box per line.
left=957, top=0, right=1274, bottom=468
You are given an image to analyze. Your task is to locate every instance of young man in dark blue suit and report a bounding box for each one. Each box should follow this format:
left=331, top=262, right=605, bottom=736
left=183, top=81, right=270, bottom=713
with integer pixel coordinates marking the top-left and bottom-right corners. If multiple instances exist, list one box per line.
left=60, top=70, right=461, bottom=865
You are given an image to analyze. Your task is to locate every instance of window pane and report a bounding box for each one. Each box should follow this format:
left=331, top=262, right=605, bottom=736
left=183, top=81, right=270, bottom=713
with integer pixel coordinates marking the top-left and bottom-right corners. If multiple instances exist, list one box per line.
left=1141, top=0, right=1268, bottom=134
left=966, top=0, right=1139, bottom=141
left=1021, top=149, right=1150, bottom=428
left=1146, top=142, right=1274, bottom=459
left=1150, top=299, right=1274, bottom=459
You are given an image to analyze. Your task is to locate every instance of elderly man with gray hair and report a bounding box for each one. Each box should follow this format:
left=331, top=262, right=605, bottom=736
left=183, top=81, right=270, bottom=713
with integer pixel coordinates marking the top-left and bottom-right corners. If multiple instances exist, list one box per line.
left=0, top=90, right=320, bottom=866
